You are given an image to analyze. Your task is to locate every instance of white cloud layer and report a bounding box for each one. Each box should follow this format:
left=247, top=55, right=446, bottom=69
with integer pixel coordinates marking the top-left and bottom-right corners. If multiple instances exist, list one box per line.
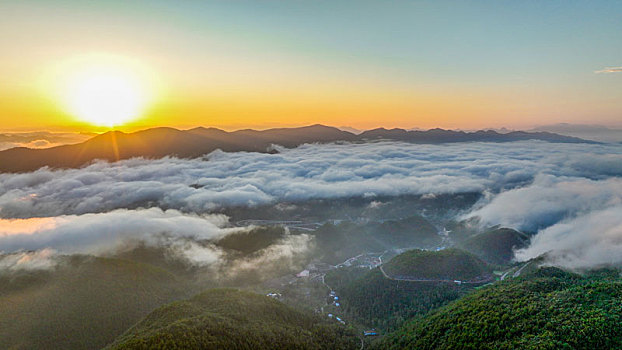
left=465, top=176, right=622, bottom=232
left=1, top=141, right=620, bottom=219
left=0, top=208, right=235, bottom=254
left=0, top=141, right=621, bottom=270
left=465, top=174, right=622, bottom=269
left=515, top=206, right=622, bottom=269
left=0, top=208, right=312, bottom=272
left=0, top=208, right=249, bottom=270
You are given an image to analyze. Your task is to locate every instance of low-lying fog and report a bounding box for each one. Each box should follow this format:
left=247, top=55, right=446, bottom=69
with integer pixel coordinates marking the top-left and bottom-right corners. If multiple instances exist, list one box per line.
left=1, top=140, right=621, bottom=271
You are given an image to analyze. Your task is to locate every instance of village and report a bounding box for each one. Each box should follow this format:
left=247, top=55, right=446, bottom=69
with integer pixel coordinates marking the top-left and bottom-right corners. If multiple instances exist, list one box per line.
left=263, top=251, right=390, bottom=341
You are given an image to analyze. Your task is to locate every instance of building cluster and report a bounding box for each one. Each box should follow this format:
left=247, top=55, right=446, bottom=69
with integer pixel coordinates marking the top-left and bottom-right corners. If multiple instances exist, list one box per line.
left=338, top=254, right=382, bottom=269
left=265, top=292, right=282, bottom=299
left=296, top=261, right=333, bottom=279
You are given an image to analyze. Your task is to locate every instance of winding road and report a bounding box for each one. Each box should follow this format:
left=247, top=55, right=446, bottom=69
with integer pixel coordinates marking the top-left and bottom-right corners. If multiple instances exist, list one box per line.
left=378, top=264, right=494, bottom=284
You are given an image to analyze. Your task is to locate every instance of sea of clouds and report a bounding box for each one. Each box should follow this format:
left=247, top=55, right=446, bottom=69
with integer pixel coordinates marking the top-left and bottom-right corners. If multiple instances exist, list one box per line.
left=0, top=140, right=621, bottom=270
left=0, top=132, right=90, bottom=151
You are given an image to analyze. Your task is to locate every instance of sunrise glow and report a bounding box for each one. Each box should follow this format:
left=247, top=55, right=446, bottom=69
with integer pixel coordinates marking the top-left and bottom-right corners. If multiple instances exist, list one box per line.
left=52, top=55, right=154, bottom=127
left=1, top=1, right=620, bottom=132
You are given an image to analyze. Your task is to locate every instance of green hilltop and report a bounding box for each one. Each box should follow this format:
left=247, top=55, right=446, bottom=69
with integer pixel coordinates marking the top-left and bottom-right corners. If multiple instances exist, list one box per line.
left=382, top=248, right=491, bottom=281
left=325, top=248, right=491, bottom=330
left=459, top=227, right=530, bottom=265
left=106, top=288, right=359, bottom=350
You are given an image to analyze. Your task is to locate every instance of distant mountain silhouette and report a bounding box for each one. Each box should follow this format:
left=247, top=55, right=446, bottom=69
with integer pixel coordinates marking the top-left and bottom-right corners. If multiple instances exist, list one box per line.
left=530, top=123, right=622, bottom=143
left=0, top=124, right=593, bottom=173
left=358, top=127, right=592, bottom=143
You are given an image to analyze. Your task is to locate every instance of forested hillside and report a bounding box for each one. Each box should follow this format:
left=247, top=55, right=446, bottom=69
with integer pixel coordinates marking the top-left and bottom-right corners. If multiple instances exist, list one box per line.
left=326, top=268, right=471, bottom=330
left=382, top=248, right=491, bottom=281
left=459, top=228, right=529, bottom=265
left=106, top=288, right=359, bottom=350
left=374, top=268, right=622, bottom=350
left=0, top=256, right=191, bottom=350
left=313, top=215, right=440, bottom=265
left=325, top=248, right=491, bottom=330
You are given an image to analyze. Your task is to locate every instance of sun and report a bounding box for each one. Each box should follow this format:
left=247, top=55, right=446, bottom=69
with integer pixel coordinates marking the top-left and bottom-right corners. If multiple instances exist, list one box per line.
left=64, top=67, right=145, bottom=127
left=56, top=55, right=154, bottom=127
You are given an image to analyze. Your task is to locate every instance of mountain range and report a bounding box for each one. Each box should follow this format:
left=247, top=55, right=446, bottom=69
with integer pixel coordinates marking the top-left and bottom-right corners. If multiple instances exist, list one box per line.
left=0, top=124, right=592, bottom=173
left=530, top=123, right=622, bottom=143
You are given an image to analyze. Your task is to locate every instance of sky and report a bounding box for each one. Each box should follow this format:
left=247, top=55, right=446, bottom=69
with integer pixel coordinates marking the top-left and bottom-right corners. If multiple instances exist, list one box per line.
left=1, top=0, right=621, bottom=132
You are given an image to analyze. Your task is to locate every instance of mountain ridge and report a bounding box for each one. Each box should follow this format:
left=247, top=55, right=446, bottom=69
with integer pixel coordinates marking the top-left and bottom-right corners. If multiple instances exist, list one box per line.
left=0, top=124, right=594, bottom=173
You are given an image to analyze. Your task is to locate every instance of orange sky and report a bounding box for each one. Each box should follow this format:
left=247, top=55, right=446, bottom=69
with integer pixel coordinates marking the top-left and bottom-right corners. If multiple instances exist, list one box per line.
left=1, top=1, right=621, bottom=132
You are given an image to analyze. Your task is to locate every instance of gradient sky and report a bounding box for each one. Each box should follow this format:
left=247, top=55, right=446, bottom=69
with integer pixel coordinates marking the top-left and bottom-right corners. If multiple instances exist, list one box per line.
left=1, top=0, right=621, bottom=131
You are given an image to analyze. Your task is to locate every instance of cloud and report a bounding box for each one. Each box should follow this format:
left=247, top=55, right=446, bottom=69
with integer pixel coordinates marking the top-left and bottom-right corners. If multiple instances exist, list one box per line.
left=0, top=217, right=59, bottom=235
left=0, top=208, right=238, bottom=256
left=0, top=132, right=91, bottom=151
left=0, top=140, right=621, bottom=271
left=595, top=66, right=622, bottom=73
left=0, top=208, right=313, bottom=274
left=0, top=141, right=63, bottom=151
left=230, top=231, right=312, bottom=275
left=1, top=141, right=620, bottom=219
left=464, top=176, right=622, bottom=232
left=515, top=206, right=622, bottom=269
left=0, top=249, right=57, bottom=271
left=167, top=240, right=224, bottom=267
left=465, top=175, right=622, bottom=269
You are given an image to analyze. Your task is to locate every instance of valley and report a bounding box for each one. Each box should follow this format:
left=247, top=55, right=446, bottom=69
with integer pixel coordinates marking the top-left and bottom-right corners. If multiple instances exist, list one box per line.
left=2, top=1, right=622, bottom=348
left=1, top=141, right=620, bottom=349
